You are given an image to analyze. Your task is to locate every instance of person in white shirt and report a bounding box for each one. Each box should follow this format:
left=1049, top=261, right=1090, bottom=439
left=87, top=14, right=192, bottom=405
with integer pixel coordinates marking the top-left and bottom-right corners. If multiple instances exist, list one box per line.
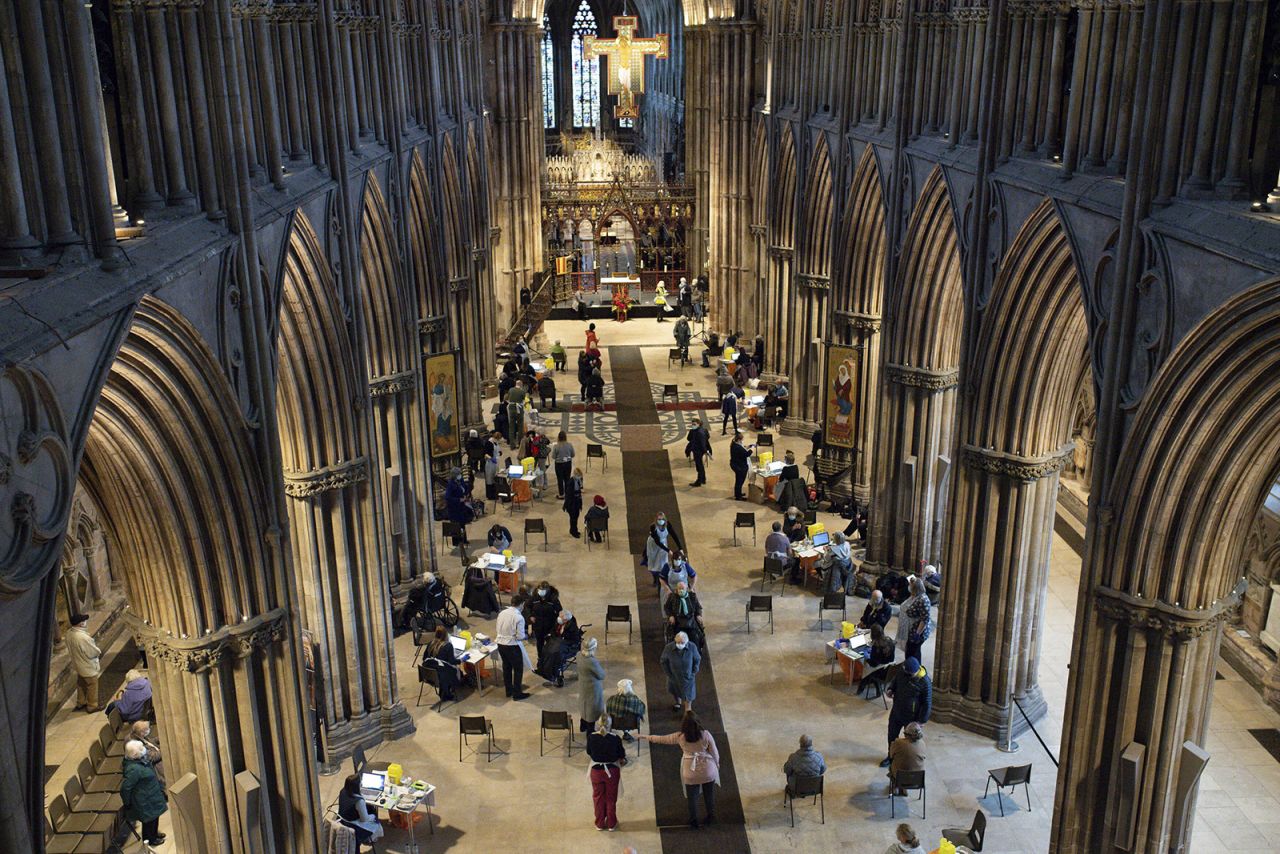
left=65, top=613, right=102, bottom=712
left=496, top=594, right=531, bottom=700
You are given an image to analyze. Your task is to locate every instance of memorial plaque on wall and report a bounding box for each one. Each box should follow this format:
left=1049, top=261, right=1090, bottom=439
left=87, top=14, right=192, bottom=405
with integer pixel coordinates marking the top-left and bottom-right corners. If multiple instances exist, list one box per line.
left=824, top=344, right=858, bottom=449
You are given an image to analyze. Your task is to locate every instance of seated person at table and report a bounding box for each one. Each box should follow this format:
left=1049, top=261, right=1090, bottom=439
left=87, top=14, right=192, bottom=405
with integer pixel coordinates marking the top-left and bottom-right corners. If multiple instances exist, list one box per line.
left=888, top=723, right=926, bottom=793
left=537, top=372, right=557, bottom=409
left=783, top=507, right=807, bottom=543
left=783, top=734, right=827, bottom=788
left=606, top=679, right=647, bottom=741
left=823, top=531, right=854, bottom=594
left=780, top=450, right=800, bottom=482
left=700, top=332, right=723, bottom=367
left=585, top=495, right=610, bottom=542
left=488, top=523, right=513, bottom=552
left=866, top=623, right=896, bottom=668
left=424, top=625, right=462, bottom=701
left=536, top=610, right=582, bottom=685
left=764, top=521, right=798, bottom=584
left=859, top=590, right=893, bottom=631
left=461, top=564, right=500, bottom=617
left=664, top=582, right=705, bottom=648
left=550, top=340, right=567, bottom=371
left=338, top=775, right=385, bottom=844
left=765, top=379, right=791, bottom=418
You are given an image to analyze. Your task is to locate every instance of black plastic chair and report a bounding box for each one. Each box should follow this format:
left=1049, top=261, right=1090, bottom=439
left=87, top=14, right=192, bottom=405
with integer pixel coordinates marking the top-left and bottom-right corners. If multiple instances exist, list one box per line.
left=540, top=711, right=574, bottom=756
left=668, top=348, right=686, bottom=369
left=524, top=517, right=548, bottom=551
left=586, top=443, right=608, bottom=471
left=757, top=432, right=773, bottom=448
left=746, top=595, right=774, bottom=634
left=662, top=383, right=679, bottom=404
left=733, top=511, right=756, bottom=546
left=586, top=515, right=610, bottom=549
left=761, top=556, right=787, bottom=594
left=97, top=723, right=124, bottom=760
left=611, top=711, right=643, bottom=756
left=943, top=810, right=987, bottom=850
left=459, top=716, right=499, bottom=762
left=784, top=774, right=824, bottom=826
left=352, top=744, right=390, bottom=776
left=417, top=659, right=455, bottom=709
left=986, top=763, right=1033, bottom=815
left=817, top=593, right=846, bottom=630
left=605, top=604, right=632, bottom=644
left=803, top=508, right=818, bottom=526
left=890, top=768, right=926, bottom=818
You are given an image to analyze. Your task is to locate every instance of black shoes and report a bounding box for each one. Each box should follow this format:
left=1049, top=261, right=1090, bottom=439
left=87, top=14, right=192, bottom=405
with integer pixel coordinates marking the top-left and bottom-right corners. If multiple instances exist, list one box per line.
left=512, top=691, right=531, bottom=700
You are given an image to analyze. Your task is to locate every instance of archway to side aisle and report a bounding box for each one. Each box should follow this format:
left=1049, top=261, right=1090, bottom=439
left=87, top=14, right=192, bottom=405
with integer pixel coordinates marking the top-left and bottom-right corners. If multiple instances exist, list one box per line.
left=867, top=166, right=964, bottom=575
left=78, top=296, right=319, bottom=851
left=275, top=213, right=410, bottom=764
left=931, top=200, right=1093, bottom=740
left=1054, top=276, right=1280, bottom=853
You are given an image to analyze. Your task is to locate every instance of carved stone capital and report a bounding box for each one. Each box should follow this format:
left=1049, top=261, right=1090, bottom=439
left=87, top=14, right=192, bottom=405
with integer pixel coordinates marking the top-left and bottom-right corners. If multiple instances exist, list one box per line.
left=1093, top=579, right=1247, bottom=642
left=836, top=310, right=882, bottom=333
left=128, top=608, right=290, bottom=673
left=283, top=457, right=369, bottom=498
left=369, top=370, right=416, bottom=397
left=418, top=315, right=448, bottom=336
left=797, top=274, right=830, bottom=291
left=769, top=246, right=793, bottom=261
left=270, top=3, right=318, bottom=22
left=449, top=276, right=471, bottom=293
left=884, top=362, right=959, bottom=391
left=961, top=443, right=1074, bottom=481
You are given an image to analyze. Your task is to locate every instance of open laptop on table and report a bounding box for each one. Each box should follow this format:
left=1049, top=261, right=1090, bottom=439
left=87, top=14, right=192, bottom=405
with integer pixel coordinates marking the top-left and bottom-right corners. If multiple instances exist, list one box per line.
left=811, top=531, right=830, bottom=547
left=359, top=771, right=387, bottom=800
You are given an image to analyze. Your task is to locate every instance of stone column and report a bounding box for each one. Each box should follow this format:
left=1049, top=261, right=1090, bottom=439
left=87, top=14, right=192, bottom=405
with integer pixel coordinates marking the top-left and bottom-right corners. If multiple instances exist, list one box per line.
left=368, top=373, right=427, bottom=587
left=866, top=364, right=959, bottom=574
left=932, top=444, right=1073, bottom=738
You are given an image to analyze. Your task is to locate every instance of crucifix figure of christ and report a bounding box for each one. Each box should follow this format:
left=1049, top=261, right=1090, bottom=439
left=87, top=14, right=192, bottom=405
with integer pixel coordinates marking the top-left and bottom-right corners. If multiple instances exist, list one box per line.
left=583, top=16, right=669, bottom=120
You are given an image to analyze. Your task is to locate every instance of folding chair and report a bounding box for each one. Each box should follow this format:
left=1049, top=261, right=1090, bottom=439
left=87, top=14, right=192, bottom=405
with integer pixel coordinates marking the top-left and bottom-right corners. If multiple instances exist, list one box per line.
left=416, top=660, right=456, bottom=710
left=784, top=774, right=824, bottom=826
left=986, top=763, right=1033, bottom=816
left=524, top=517, right=548, bottom=551
left=539, top=711, right=574, bottom=756
left=943, top=810, right=987, bottom=850
left=459, top=716, right=500, bottom=762
left=611, top=711, right=644, bottom=756
left=732, top=512, right=756, bottom=546
left=605, top=605, right=632, bottom=644
left=668, top=348, right=686, bottom=369
left=803, top=508, right=817, bottom=526
left=757, top=433, right=774, bottom=448
left=761, top=556, right=787, bottom=594
left=746, top=595, right=774, bottom=634
left=441, top=521, right=465, bottom=552
left=586, top=515, right=610, bottom=549
left=818, top=593, right=846, bottom=631
left=586, top=444, right=608, bottom=471
left=890, top=768, right=926, bottom=818
left=351, top=744, right=390, bottom=776
left=662, top=383, right=679, bottom=404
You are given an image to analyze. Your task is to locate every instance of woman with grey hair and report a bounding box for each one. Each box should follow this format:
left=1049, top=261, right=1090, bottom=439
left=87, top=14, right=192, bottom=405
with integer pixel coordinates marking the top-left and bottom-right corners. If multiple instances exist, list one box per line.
left=823, top=531, right=854, bottom=595
left=578, top=637, right=606, bottom=732
left=897, top=576, right=933, bottom=662
left=120, top=739, right=168, bottom=845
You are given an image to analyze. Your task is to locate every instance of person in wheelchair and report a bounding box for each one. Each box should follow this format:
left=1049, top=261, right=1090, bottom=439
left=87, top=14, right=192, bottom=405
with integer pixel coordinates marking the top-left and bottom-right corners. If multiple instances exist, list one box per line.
left=535, top=610, right=581, bottom=687
left=400, top=572, right=459, bottom=631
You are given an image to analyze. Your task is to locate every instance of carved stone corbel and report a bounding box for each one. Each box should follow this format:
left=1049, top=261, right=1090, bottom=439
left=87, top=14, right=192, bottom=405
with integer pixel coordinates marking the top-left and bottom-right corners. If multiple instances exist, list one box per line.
left=127, top=607, right=290, bottom=672
left=884, top=362, right=959, bottom=391
left=283, top=457, right=370, bottom=497
left=1093, top=579, right=1248, bottom=642
left=369, top=370, right=416, bottom=397
left=960, top=443, right=1074, bottom=481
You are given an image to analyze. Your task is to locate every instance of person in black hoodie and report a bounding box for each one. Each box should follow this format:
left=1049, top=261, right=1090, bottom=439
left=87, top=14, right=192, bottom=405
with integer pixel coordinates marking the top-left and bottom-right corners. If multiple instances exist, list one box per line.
left=729, top=433, right=753, bottom=500
left=880, top=656, right=932, bottom=767
left=686, top=417, right=711, bottom=487
left=563, top=467, right=584, bottom=537
left=528, top=580, right=562, bottom=667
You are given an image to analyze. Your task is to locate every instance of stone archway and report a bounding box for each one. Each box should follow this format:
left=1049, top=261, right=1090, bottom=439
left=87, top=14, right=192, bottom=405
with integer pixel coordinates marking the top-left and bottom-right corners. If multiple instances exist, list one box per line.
left=932, top=199, right=1092, bottom=739
left=867, top=166, right=964, bottom=574
left=830, top=147, right=888, bottom=503
left=1053, top=277, right=1280, bottom=853
left=80, top=296, right=319, bottom=852
left=787, top=132, right=835, bottom=430
left=276, top=213, right=411, bottom=764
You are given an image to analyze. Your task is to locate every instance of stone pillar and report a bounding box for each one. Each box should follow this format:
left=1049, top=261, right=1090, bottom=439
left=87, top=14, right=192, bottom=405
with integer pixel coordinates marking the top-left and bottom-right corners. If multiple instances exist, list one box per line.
left=932, top=444, right=1073, bottom=738
left=866, top=364, right=959, bottom=574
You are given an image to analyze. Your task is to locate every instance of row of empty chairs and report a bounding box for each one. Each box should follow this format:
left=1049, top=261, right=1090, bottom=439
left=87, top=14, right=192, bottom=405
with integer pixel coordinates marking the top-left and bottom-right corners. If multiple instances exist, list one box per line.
left=458, top=710, right=646, bottom=764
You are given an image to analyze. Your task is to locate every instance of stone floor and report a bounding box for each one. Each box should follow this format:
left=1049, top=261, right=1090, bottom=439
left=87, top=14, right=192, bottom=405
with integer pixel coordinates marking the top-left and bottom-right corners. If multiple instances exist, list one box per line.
left=43, top=313, right=1280, bottom=853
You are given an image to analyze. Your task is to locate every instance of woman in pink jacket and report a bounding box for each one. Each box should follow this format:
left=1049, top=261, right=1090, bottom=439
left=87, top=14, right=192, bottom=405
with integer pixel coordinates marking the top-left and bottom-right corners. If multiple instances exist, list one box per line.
left=641, top=711, right=720, bottom=828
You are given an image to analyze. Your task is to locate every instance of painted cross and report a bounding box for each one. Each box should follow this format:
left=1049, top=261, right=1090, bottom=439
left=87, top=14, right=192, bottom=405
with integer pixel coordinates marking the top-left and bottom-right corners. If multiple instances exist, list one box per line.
left=583, top=16, right=670, bottom=120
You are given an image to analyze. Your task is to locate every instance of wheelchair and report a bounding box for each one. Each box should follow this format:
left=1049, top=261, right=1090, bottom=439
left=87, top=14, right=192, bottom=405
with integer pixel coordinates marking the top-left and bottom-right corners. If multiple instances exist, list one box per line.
left=403, top=579, right=461, bottom=633
left=538, top=623, right=590, bottom=687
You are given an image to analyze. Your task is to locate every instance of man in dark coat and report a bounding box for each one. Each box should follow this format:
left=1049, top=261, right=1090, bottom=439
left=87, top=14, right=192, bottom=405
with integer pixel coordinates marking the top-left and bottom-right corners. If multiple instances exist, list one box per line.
left=881, top=656, right=932, bottom=767
left=858, top=590, right=893, bottom=631
left=687, top=417, right=711, bottom=488
left=729, top=433, right=753, bottom=500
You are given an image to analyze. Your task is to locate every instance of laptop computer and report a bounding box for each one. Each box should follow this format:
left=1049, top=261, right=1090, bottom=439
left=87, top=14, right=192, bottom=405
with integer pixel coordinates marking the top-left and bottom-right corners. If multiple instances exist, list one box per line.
left=359, top=771, right=386, bottom=799
left=811, top=531, right=830, bottom=547
left=449, top=636, right=468, bottom=653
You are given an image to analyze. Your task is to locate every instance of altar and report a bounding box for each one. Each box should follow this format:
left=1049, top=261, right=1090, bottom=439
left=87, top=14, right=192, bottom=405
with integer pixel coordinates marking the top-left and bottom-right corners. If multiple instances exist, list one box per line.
left=600, top=276, right=640, bottom=293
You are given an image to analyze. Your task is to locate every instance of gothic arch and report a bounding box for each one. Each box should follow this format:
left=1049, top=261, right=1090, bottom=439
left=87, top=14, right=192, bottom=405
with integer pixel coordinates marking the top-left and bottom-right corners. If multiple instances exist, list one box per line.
left=832, top=146, right=888, bottom=501
left=276, top=212, right=409, bottom=760
left=81, top=296, right=317, bottom=852
left=773, top=124, right=798, bottom=250
left=799, top=133, right=834, bottom=278
left=868, top=165, right=964, bottom=573
left=1055, top=276, right=1280, bottom=852
left=933, top=200, right=1093, bottom=738
left=439, top=136, right=467, bottom=285
left=407, top=151, right=445, bottom=326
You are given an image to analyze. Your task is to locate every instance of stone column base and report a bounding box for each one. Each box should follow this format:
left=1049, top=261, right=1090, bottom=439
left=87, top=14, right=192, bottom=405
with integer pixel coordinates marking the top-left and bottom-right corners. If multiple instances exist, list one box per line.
left=780, top=416, right=820, bottom=437
left=322, top=701, right=416, bottom=769
left=931, top=683, right=1048, bottom=743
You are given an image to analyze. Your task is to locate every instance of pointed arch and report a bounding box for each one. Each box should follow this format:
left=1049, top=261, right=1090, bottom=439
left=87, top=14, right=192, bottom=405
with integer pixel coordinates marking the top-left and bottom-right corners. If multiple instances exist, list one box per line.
left=81, top=296, right=318, bottom=851
left=773, top=124, right=798, bottom=249
left=1056, top=276, right=1280, bottom=853
left=407, top=150, right=444, bottom=324
left=835, top=147, right=887, bottom=319
left=359, top=176, right=415, bottom=382
left=439, top=136, right=466, bottom=285
left=799, top=134, right=834, bottom=278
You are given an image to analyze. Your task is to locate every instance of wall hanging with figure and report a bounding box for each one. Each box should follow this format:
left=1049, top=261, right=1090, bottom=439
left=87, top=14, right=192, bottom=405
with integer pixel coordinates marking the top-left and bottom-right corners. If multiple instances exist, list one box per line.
left=425, top=351, right=460, bottom=458
left=824, top=345, right=857, bottom=449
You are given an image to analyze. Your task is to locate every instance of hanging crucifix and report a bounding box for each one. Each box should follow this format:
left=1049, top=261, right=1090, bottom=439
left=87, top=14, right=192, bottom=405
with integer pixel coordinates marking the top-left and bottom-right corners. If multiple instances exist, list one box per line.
left=583, top=17, right=669, bottom=120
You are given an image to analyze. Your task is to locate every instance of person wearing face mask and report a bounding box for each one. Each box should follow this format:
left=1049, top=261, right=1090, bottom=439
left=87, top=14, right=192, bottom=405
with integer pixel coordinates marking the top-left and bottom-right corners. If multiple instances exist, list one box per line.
left=487, top=523, right=514, bottom=552
left=659, top=549, right=697, bottom=609
left=538, top=610, right=581, bottom=687
left=663, top=581, right=705, bottom=651
left=578, top=638, right=607, bottom=732
left=659, top=631, right=702, bottom=714
left=529, top=581, right=563, bottom=669
left=606, top=679, right=646, bottom=742
left=644, top=513, right=684, bottom=586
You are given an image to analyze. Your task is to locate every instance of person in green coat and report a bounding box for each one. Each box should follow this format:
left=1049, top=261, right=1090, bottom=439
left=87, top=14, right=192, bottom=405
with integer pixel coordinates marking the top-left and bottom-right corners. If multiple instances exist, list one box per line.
left=121, top=740, right=168, bottom=845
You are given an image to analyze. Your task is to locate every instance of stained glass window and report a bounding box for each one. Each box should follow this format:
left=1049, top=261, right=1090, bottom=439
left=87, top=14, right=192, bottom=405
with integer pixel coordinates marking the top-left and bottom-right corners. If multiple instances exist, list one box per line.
left=571, top=0, right=599, bottom=129
left=541, top=16, right=555, bottom=128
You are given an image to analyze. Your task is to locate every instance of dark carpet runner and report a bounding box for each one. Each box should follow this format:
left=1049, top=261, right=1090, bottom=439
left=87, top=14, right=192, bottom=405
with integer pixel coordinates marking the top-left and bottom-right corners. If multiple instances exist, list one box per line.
left=609, top=345, right=750, bottom=853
